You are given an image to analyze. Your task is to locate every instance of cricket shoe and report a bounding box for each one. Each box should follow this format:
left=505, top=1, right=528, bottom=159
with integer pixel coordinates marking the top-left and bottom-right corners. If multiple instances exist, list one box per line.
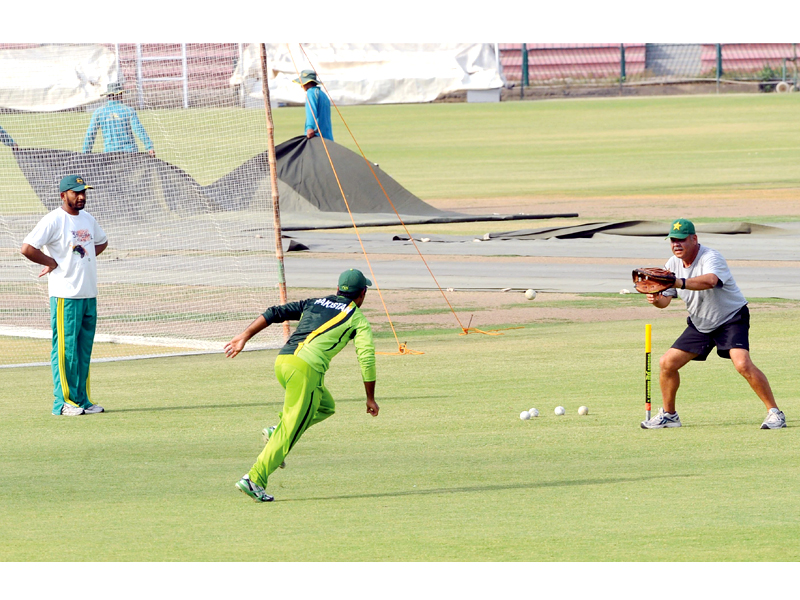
left=640, top=407, right=682, bottom=429
left=58, top=404, right=85, bottom=416
left=760, top=408, right=786, bottom=430
left=236, top=474, right=274, bottom=502
left=84, top=404, right=105, bottom=414
left=262, top=426, right=286, bottom=469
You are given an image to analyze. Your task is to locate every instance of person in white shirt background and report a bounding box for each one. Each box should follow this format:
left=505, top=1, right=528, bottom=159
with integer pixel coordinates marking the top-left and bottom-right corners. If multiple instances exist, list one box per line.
left=21, top=175, right=109, bottom=416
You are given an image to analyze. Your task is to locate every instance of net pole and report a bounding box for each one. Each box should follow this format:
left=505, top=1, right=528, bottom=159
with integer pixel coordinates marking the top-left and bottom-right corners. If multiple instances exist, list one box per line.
left=260, top=43, right=290, bottom=342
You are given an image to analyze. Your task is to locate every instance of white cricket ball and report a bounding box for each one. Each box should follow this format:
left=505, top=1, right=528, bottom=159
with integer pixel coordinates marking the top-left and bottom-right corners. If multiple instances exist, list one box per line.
left=554, top=406, right=566, bottom=416
left=578, top=406, right=589, bottom=416
left=524, top=289, right=537, bottom=300
left=520, top=411, right=531, bottom=421
left=529, top=408, right=539, bottom=417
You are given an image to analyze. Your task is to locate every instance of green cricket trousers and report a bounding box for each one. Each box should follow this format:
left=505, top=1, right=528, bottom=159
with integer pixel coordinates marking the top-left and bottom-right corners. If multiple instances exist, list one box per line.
left=249, top=354, right=335, bottom=488
left=50, top=297, right=97, bottom=415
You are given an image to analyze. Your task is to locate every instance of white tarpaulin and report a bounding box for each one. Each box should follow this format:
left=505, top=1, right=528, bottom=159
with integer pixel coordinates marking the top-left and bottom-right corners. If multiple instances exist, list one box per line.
left=231, top=43, right=505, bottom=106
left=0, top=45, right=117, bottom=112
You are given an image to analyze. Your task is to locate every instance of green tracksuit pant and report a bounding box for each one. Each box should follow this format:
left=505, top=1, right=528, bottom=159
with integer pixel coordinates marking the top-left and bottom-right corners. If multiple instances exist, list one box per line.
left=249, top=354, right=335, bottom=488
left=50, top=297, right=97, bottom=415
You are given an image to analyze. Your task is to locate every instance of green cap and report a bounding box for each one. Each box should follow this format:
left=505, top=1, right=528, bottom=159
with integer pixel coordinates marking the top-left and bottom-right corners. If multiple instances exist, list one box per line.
left=293, top=70, right=320, bottom=85
left=102, top=82, right=124, bottom=96
left=59, top=175, right=93, bottom=193
left=667, top=218, right=696, bottom=239
left=338, top=269, right=372, bottom=293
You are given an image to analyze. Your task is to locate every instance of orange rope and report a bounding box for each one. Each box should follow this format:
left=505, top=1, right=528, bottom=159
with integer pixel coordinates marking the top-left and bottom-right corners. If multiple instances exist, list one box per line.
left=377, top=342, right=424, bottom=356
left=460, top=327, right=525, bottom=336
left=287, top=45, right=418, bottom=354
left=289, top=44, right=511, bottom=345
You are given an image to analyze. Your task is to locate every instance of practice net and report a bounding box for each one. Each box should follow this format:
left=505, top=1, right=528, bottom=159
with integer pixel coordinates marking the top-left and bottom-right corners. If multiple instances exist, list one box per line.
left=0, top=43, right=284, bottom=367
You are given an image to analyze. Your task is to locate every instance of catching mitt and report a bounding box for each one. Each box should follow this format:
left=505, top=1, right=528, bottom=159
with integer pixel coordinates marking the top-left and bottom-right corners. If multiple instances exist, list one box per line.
left=632, top=267, right=676, bottom=294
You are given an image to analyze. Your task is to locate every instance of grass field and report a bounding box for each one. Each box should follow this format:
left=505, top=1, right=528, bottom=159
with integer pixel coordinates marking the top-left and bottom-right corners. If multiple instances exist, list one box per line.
left=2, top=94, right=800, bottom=215
left=1, top=302, right=798, bottom=562
left=3, top=92, right=800, bottom=574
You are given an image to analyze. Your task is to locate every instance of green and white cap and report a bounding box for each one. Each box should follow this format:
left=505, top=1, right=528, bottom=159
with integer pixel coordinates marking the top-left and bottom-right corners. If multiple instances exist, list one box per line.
left=668, top=218, right=695, bottom=239
left=338, top=269, right=372, bottom=292
left=59, top=174, right=93, bottom=193
left=293, top=70, right=320, bottom=85
left=102, top=82, right=124, bottom=96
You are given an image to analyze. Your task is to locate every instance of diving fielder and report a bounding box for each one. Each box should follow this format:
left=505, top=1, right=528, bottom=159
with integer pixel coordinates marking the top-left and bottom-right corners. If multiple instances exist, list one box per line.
left=226, top=269, right=378, bottom=502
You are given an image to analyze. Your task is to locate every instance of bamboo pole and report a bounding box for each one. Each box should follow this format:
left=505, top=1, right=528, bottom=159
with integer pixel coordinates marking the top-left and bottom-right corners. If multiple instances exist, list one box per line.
left=260, top=43, right=291, bottom=342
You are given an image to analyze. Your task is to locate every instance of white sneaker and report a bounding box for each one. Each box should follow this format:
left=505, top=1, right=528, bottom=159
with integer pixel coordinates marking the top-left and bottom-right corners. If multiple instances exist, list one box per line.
left=761, top=408, right=786, bottom=430
left=59, top=404, right=85, bottom=416
left=640, top=407, right=682, bottom=429
left=84, top=404, right=104, bottom=414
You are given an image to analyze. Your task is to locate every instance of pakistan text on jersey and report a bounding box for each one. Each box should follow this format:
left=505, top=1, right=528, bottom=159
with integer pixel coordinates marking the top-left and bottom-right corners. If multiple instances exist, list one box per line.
left=314, top=298, right=353, bottom=312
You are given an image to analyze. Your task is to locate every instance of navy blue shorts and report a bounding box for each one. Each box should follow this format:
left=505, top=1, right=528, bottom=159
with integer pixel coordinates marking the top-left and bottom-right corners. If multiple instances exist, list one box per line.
left=672, top=305, right=750, bottom=361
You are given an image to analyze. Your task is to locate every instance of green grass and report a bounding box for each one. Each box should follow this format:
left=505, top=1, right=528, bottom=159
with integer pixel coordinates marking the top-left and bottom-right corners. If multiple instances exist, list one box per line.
left=3, top=94, right=800, bottom=214
left=2, top=306, right=798, bottom=561
left=334, top=95, right=800, bottom=201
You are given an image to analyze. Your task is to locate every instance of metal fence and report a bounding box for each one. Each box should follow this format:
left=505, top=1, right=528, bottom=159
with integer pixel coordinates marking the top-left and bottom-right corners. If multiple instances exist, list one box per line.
left=3, top=43, right=798, bottom=108
left=0, top=43, right=242, bottom=109
left=500, top=44, right=800, bottom=94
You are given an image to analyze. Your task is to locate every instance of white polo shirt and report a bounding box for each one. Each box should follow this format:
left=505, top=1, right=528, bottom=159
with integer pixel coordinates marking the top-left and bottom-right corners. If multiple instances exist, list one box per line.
left=663, top=244, right=747, bottom=333
left=23, top=207, right=108, bottom=299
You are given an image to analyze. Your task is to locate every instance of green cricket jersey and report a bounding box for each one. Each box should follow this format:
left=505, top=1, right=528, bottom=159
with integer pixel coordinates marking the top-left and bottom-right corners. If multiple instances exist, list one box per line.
left=262, top=295, right=376, bottom=382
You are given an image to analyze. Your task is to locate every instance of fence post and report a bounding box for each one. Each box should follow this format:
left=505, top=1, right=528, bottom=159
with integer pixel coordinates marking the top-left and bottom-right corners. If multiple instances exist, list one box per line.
left=136, top=43, right=144, bottom=109
left=521, top=43, right=529, bottom=99
left=716, top=43, right=723, bottom=94
left=620, top=44, right=626, bottom=95
left=181, top=43, right=189, bottom=109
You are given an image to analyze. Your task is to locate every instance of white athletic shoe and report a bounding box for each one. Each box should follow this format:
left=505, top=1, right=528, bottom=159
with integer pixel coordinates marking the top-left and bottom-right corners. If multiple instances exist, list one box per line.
left=640, top=407, right=682, bottom=429
left=262, top=426, right=286, bottom=469
left=761, top=408, right=786, bottom=430
left=84, top=404, right=105, bottom=414
left=59, top=404, right=85, bottom=416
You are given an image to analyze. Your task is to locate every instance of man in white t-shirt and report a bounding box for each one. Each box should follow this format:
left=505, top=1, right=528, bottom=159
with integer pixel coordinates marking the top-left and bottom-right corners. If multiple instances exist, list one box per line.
left=640, top=218, right=786, bottom=430
left=21, top=175, right=109, bottom=416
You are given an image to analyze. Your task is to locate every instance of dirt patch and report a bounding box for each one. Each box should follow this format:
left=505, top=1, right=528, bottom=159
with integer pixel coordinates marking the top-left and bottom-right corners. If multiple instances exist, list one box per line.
left=362, top=290, right=681, bottom=332
left=429, top=191, right=800, bottom=221
left=287, top=288, right=800, bottom=334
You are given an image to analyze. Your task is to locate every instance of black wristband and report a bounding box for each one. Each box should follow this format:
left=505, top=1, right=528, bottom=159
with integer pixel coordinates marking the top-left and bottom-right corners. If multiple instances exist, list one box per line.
left=681, top=278, right=686, bottom=289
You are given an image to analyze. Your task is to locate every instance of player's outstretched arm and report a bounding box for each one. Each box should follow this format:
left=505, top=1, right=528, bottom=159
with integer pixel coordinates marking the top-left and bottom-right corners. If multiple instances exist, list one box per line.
left=364, top=380, right=379, bottom=416
left=82, top=113, right=100, bottom=153
left=224, top=315, right=268, bottom=358
left=684, top=273, right=719, bottom=290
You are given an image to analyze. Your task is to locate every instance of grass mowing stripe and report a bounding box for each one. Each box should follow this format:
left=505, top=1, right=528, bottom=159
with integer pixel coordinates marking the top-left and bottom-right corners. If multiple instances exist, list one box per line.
left=1, top=308, right=797, bottom=560
left=4, top=95, right=800, bottom=213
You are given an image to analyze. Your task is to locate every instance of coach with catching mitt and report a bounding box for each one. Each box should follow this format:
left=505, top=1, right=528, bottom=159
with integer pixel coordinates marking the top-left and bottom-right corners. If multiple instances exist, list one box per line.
left=639, top=218, right=786, bottom=430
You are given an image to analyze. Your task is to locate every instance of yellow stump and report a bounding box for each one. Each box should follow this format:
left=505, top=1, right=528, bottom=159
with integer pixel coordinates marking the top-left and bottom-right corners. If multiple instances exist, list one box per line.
left=645, top=323, right=652, bottom=421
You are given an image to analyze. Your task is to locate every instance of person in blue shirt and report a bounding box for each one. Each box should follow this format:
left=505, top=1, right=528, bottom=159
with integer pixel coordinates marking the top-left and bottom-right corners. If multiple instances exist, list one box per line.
left=293, top=70, right=333, bottom=141
left=0, top=124, right=17, bottom=149
left=83, top=82, right=155, bottom=156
